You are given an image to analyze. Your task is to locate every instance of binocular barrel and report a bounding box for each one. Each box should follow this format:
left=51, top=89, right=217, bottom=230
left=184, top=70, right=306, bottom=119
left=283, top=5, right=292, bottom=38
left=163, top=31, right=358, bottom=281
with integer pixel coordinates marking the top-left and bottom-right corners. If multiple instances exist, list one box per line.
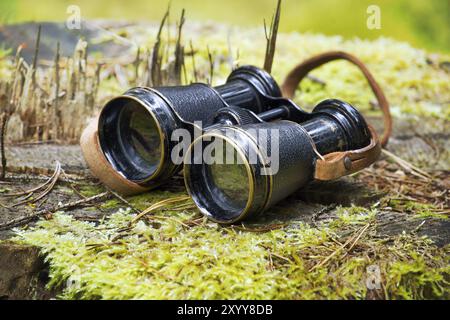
left=184, top=99, right=372, bottom=224
left=97, top=66, right=281, bottom=188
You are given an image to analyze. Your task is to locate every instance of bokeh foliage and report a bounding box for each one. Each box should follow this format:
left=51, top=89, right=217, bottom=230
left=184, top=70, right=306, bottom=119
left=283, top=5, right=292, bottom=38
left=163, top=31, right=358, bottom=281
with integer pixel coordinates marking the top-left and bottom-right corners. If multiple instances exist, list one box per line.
left=0, top=0, right=449, bottom=53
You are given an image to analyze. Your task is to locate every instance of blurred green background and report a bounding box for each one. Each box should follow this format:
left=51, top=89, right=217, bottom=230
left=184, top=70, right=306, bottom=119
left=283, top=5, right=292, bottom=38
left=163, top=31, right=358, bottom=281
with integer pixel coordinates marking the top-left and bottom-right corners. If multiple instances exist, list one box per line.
left=0, top=0, right=449, bottom=53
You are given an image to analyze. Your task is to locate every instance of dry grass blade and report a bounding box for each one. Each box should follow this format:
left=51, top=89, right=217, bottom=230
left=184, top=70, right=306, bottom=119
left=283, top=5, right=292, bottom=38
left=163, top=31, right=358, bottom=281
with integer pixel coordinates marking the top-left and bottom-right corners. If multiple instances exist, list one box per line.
left=207, top=46, right=214, bottom=85
left=53, top=41, right=61, bottom=140
left=31, top=25, right=41, bottom=85
left=345, top=223, right=371, bottom=252
left=172, top=9, right=186, bottom=85
left=382, top=149, right=432, bottom=181
left=86, top=21, right=136, bottom=47
left=9, top=161, right=61, bottom=207
left=151, top=214, right=190, bottom=228
left=231, top=223, right=286, bottom=233
left=310, top=223, right=371, bottom=271
left=1, top=161, right=61, bottom=197
left=226, top=31, right=234, bottom=71
left=133, top=46, right=141, bottom=85
left=151, top=6, right=170, bottom=86
left=130, top=196, right=191, bottom=224
left=2, top=165, right=56, bottom=197
left=357, top=161, right=448, bottom=208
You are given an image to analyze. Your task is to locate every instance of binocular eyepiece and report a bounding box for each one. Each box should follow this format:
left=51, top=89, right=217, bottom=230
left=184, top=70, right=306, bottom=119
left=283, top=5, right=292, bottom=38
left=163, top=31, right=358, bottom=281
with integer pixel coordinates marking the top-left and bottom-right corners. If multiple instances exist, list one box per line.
left=97, top=65, right=281, bottom=188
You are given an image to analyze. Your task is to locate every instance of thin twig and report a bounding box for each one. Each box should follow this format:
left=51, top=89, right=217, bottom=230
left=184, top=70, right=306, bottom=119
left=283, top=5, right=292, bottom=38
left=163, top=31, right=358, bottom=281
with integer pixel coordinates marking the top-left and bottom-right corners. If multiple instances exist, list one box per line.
left=310, top=223, right=371, bottom=271
left=207, top=46, right=214, bottom=85
left=31, top=25, right=41, bottom=86
left=53, top=41, right=61, bottom=140
left=0, top=191, right=110, bottom=230
left=382, top=149, right=431, bottom=180
left=9, top=162, right=61, bottom=207
left=263, top=0, right=281, bottom=73
left=312, top=204, right=337, bottom=227
left=60, top=169, right=107, bottom=213
left=231, top=223, right=286, bottom=233
left=151, top=7, right=170, bottom=86
left=0, top=110, right=8, bottom=180
left=173, top=9, right=186, bottom=85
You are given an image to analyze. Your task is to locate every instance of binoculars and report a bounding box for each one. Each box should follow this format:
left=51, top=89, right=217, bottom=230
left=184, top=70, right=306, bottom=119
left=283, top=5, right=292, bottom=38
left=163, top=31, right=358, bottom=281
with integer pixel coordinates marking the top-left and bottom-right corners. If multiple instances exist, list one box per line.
left=81, top=52, right=389, bottom=224
left=96, top=66, right=281, bottom=188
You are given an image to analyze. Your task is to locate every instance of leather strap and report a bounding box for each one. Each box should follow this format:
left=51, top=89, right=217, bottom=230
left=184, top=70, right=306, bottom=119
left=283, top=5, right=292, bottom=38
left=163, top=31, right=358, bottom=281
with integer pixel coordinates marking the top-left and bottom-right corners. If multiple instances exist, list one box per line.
left=80, top=117, right=151, bottom=195
left=281, top=51, right=392, bottom=181
left=314, top=126, right=381, bottom=180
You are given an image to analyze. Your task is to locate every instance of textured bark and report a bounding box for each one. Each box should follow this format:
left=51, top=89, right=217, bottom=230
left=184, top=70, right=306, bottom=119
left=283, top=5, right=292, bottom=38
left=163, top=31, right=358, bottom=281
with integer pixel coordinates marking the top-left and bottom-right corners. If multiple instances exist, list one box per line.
left=0, top=242, right=54, bottom=299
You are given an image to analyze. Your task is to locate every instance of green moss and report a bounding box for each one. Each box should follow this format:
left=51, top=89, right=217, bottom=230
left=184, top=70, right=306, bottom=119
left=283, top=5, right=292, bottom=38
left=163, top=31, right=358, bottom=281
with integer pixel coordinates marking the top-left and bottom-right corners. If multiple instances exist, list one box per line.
left=390, top=200, right=448, bottom=220
left=99, top=200, right=119, bottom=209
left=13, top=205, right=449, bottom=300
left=386, top=240, right=450, bottom=299
left=77, top=185, right=105, bottom=198
left=332, top=205, right=377, bottom=226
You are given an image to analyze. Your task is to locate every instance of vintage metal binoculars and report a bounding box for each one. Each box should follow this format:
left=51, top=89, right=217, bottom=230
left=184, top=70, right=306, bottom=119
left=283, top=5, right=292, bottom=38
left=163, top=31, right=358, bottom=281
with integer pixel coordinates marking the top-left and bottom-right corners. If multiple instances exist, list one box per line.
left=81, top=54, right=388, bottom=224
left=81, top=65, right=282, bottom=193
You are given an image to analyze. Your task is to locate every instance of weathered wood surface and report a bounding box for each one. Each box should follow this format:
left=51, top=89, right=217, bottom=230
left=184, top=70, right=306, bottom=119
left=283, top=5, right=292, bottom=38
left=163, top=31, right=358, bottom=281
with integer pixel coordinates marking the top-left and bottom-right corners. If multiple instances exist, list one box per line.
left=0, top=242, right=56, bottom=299
left=1, top=117, right=448, bottom=241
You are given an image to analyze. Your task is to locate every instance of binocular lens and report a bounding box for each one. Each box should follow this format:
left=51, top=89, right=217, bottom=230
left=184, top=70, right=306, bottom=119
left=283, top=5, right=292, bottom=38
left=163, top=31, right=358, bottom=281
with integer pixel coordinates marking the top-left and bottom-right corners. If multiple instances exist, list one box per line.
left=185, top=136, right=252, bottom=222
left=99, top=97, right=163, bottom=182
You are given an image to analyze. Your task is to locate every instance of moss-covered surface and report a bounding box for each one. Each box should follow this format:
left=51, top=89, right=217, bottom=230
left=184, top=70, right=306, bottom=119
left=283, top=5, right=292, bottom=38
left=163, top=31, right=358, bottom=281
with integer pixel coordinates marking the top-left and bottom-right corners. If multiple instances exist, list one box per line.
left=11, top=193, right=449, bottom=299
left=1, top=21, right=449, bottom=299
left=9, top=172, right=450, bottom=299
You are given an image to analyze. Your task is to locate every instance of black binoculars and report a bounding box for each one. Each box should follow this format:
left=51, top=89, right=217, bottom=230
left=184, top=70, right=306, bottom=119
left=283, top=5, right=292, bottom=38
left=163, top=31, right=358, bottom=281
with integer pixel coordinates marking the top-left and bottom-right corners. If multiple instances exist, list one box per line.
left=97, top=66, right=282, bottom=188
left=82, top=58, right=385, bottom=224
